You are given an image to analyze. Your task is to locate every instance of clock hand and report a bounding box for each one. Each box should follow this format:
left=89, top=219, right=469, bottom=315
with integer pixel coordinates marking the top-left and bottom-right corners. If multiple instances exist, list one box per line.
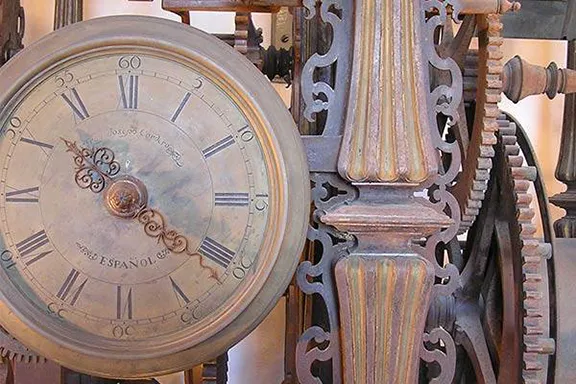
left=132, top=205, right=218, bottom=280
left=61, top=138, right=218, bottom=280
left=61, top=137, right=120, bottom=193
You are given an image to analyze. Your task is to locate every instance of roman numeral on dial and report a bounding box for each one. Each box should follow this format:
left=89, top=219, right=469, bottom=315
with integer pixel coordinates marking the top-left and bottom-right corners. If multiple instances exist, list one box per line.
left=57, top=268, right=87, bottom=306
left=118, top=74, right=139, bottom=109
left=16, top=230, right=50, bottom=257
left=20, top=137, right=54, bottom=150
left=169, top=276, right=190, bottom=307
left=117, top=286, right=133, bottom=320
left=6, top=186, right=39, bottom=203
left=214, top=192, right=249, bottom=206
left=171, top=92, right=191, bottom=122
left=202, top=135, right=234, bottom=158
left=6, top=230, right=53, bottom=269
left=199, top=237, right=235, bottom=268
left=61, top=88, right=89, bottom=120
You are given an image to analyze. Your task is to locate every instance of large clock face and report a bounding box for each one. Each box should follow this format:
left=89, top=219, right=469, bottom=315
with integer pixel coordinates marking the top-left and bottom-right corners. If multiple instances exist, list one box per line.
left=0, top=49, right=270, bottom=340
left=0, top=16, right=308, bottom=378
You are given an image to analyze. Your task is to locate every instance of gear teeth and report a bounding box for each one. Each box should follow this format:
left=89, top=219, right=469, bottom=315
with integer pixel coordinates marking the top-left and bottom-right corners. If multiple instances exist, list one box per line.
left=520, top=224, right=537, bottom=237
left=499, top=121, right=517, bottom=136
left=505, top=145, right=520, bottom=156
left=497, top=115, right=554, bottom=384
left=0, top=327, right=46, bottom=364
left=478, top=157, right=492, bottom=169
left=511, top=167, right=537, bottom=180
left=457, top=15, right=555, bottom=379
left=454, top=14, right=505, bottom=234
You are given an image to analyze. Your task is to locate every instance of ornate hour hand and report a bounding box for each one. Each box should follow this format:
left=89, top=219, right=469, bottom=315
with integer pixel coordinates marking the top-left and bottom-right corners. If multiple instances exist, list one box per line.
left=61, top=138, right=218, bottom=280
left=61, top=138, right=120, bottom=193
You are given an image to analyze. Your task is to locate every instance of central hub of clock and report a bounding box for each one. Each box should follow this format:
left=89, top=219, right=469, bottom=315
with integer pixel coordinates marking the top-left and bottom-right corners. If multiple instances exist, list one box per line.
left=104, top=175, right=148, bottom=218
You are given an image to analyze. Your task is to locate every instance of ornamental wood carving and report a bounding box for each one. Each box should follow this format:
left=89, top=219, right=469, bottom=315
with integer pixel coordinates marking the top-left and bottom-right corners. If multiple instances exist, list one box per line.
left=322, top=0, right=452, bottom=382
left=337, top=0, right=436, bottom=184
left=0, top=0, right=573, bottom=383
left=54, top=0, right=82, bottom=30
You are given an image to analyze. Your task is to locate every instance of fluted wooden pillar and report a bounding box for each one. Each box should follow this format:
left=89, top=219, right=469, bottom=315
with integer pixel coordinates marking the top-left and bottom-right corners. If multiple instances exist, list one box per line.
left=54, top=0, right=83, bottom=30
left=320, top=0, right=452, bottom=383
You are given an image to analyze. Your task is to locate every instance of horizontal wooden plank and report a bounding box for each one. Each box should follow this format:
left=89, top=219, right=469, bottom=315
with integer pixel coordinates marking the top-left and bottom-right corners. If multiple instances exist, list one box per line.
left=162, top=0, right=300, bottom=12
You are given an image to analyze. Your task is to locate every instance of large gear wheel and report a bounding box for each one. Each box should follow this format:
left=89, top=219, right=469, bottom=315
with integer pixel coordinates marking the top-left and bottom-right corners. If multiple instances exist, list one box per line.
left=0, top=327, right=45, bottom=364
left=428, top=113, right=555, bottom=383
left=495, top=116, right=554, bottom=383
left=450, top=13, right=504, bottom=234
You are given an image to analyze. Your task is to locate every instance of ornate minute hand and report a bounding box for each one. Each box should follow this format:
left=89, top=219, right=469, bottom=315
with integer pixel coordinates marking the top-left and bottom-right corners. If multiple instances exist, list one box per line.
left=61, top=138, right=218, bottom=280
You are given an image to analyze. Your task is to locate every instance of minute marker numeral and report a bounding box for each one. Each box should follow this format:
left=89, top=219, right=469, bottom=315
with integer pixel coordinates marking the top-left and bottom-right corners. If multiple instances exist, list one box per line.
left=61, top=88, right=89, bottom=120
left=6, top=186, right=39, bottom=203
left=171, top=92, right=191, bottom=122
left=199, top=237, right=235, bottom=268
left=238, top=125, right=254, bottom=142
left=118, top=75, right=139, bottom=109
left=1, top=249, right=52, bottom=269
left=57, top=269, right=87, bottom=306
left=202, top=135, right=234, bottom=158
left=214, top=192, right=249, bottom=206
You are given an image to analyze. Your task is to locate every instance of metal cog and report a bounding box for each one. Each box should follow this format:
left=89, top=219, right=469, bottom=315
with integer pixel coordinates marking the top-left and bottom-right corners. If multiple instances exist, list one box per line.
left=496, top=115, right=555, bottom=383
left=451, top=13, right=504, bottom=234
left=428, top=112, right=555, bottom=383
left=0, top=326, right=46, bottom=364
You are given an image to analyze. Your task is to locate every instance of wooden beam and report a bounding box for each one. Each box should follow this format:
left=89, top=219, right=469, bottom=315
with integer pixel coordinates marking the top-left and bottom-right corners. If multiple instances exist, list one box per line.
left=162, top=0, right=300, bottom=13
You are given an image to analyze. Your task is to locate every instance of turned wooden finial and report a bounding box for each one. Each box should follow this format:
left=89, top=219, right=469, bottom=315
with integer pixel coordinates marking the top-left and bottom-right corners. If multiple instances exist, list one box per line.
left=502, top=56, right=576, bottom=103
left=500, top=0, right=521, bottom=13
left=458, top=0, right=520, bottom=14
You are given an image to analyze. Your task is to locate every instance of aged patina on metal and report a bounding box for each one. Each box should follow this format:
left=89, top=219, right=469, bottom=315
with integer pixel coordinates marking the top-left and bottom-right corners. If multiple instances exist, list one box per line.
left=295, top=0, right=557, bottom=382
left=1, top=0, right=575, bottom=382
left=0, top=15, right=309, bottom=379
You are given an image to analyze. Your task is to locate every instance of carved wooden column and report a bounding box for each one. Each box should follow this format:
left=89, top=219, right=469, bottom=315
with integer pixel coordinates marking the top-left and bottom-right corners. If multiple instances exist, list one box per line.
left=320, top=1, right=452, bottom=383
left=551, top=40, right=576, bottom=238
left=54, top=0, right=82, bottom=30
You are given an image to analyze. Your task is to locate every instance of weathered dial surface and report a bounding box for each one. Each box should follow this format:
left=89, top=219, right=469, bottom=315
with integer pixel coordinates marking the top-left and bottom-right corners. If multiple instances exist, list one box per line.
left=0, top=49, right=269, bottom=340
left=0, top=16, right=308, bottom=378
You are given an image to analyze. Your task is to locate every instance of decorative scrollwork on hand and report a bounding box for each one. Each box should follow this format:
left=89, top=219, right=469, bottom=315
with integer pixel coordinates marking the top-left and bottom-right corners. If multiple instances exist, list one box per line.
left=135, top=207, right=217, bottom=280
left=61, top=137, right=218, bottom=280
left=136, top=208, right=189, bottom=254
left=75, top=168, right=106, bottom=193
left=93, top=147, right=121, bottom=176
left=61, top=138, right=120, bottom=193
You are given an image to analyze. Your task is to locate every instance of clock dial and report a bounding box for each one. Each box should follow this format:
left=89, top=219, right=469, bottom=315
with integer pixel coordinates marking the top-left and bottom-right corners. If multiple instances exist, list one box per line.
left=0, top=49, right=270, bottom=340
left=0, top=16, right=308, bottom=378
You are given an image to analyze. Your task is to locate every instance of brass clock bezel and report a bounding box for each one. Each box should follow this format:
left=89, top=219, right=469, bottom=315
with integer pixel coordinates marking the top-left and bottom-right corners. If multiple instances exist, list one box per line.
left=0, top=16, right=309, bottom=378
